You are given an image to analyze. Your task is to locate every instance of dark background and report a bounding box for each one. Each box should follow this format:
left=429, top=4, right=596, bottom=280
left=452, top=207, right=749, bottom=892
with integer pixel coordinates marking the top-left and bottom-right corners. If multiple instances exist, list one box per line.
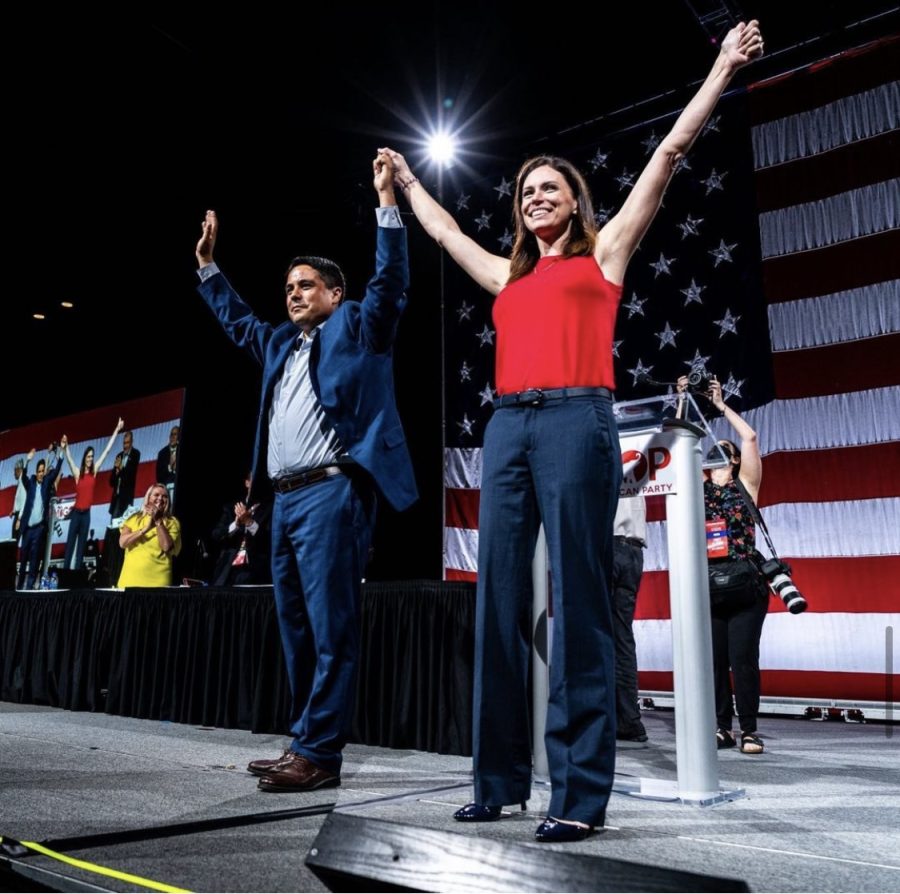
left=6, top=2, right=898, bottom=580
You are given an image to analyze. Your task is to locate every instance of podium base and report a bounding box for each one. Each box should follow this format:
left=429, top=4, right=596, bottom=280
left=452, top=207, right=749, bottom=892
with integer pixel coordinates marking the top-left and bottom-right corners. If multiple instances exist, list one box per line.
left=613, top=773, right=746, bottom=806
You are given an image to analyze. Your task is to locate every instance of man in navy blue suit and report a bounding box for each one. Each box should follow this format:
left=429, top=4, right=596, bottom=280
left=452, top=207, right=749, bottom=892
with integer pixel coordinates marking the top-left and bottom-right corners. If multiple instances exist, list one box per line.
left=195, top=152, right=416, bottom=792
left=17, top=441, right=65, bottom=589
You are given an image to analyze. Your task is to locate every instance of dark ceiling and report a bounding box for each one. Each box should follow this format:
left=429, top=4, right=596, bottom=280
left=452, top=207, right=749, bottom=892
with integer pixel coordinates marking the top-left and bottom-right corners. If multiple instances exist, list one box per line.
left=6, top=2, right=898, bottom=578
left=11, top=1, right=897, bottom=354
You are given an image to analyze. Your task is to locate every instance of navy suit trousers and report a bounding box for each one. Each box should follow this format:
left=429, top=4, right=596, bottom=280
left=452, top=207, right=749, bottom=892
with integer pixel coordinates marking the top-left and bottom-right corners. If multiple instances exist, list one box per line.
left=270, top=470, right=376, bottom=774
left=18, top=522, right=47, bottom=589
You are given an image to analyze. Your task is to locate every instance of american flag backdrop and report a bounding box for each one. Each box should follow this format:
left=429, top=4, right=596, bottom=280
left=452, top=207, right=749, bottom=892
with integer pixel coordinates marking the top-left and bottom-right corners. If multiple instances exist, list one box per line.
left=443, top=37, right=899, bottom=706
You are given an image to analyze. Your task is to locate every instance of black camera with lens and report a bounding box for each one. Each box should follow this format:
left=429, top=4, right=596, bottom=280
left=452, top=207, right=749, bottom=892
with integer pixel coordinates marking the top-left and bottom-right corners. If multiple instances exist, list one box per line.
left=758, top=557, right=807, bottom=614
left=686, top=371, right=712, bottom=394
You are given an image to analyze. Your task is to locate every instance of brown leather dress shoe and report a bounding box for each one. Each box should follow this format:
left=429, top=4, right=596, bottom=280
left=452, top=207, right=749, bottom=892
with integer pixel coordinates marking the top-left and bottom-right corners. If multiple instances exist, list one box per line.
left=257, top=752, right=340, bottom=792
left=247, top=749, right=292, bottom=777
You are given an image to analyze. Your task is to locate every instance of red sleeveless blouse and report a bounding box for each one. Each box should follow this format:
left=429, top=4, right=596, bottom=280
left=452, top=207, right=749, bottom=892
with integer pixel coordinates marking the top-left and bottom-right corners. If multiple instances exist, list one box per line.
left=492, top=255, right=623, bottom=395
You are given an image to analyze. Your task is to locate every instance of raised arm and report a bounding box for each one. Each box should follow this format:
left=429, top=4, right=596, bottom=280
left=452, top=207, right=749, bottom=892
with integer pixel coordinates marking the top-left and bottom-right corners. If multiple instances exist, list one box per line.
left=95, top=418, right=125, bottom=471
left=379, top=146, right=510, bottom=295
left=596, top=20, right=764, bottom=284
left=708, top=378, right=762, bottom=502
left=63, top=439, right=79, bottom=482
left=195, top=209, right=274, bottom=367
left=48, top=440, right=65, bottom=484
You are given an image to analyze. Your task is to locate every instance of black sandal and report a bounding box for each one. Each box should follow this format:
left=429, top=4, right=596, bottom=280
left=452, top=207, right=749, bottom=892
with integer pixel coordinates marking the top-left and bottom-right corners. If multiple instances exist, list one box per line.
left=740, top=732, right=764, bottom=754
left=716, top=728, right=736, bottom=749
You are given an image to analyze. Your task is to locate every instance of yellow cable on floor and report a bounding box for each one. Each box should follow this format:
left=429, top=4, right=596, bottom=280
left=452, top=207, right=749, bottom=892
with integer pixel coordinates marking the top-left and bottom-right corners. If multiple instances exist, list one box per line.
left=6, top=838, right=191, bottom=893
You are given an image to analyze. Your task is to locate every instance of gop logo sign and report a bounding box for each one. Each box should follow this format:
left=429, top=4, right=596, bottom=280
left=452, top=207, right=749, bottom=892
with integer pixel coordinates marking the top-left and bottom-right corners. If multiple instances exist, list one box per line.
left=619, top=433, right=677, bottom=496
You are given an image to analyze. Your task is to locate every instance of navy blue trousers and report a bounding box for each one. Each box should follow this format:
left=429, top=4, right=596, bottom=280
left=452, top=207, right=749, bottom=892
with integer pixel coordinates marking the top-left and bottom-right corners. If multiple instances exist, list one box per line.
left=472, top=395, right=621, bottom=826
left=18, top=522, right=47, bottom=589
left=270, top=471, right=376, bottom=774
left=64, top=507, right=91, bottom=570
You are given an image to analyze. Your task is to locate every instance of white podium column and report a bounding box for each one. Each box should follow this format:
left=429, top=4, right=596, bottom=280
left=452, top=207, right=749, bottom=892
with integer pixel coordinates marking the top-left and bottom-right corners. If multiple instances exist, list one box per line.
left=663, top=420, right=724, bottom=802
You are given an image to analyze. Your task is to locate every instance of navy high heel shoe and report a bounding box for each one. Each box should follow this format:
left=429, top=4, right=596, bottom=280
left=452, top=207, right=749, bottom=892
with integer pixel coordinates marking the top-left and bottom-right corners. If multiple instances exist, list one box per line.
left=453, top=801, right=528, bottom=822
left=534, top=817, right=594, bottom=842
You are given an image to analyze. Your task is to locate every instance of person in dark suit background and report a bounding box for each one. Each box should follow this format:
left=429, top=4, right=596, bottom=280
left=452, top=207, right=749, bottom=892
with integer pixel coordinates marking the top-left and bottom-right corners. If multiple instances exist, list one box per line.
left=17, top=442, right=65, bottom=589
left=195, top=151, right=415, bottom=793
left=104, top=429, right=142, bottom=586
left=156, top=425, right=180, bottom=506
left=108, top=430, right=141, bottom=521
left=156, top=425, right=181, bottom=506
left=210, top=472, right=271, bottom=586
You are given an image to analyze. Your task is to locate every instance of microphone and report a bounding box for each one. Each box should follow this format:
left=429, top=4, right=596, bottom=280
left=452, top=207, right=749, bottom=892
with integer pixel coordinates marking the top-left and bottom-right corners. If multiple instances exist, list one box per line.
left=635, top=372, right=676, bottom=389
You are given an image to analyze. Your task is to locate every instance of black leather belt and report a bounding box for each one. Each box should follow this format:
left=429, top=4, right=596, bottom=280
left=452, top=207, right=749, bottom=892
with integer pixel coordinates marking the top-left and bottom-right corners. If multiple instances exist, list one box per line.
left=615, top=535, right=646, bottom=549
left=493, top=386, right=612, bottom=409
left=271, top=465, right=346, bottom=494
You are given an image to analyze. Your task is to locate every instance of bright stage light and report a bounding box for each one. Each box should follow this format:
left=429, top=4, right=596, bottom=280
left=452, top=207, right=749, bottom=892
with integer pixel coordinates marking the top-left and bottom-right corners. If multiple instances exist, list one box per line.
left=427, top=131, right=456, bottom=165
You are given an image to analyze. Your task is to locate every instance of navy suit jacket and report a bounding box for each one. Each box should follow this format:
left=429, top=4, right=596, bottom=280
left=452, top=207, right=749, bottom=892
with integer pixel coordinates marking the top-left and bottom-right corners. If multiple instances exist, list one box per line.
left=198, top=225, right=417, bottom=512
left=20, top=452, right=64, bottom=529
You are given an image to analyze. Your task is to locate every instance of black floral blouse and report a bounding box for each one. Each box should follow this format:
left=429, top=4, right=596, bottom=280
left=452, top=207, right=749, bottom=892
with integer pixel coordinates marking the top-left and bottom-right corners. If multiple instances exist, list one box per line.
left=704, top=478, right=756, bottom=561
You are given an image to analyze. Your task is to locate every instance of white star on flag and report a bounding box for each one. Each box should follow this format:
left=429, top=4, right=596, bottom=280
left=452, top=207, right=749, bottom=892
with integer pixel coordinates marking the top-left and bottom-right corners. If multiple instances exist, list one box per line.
left=623, top=293, right=648, bottom=318
left=700, top=168, right=727, bottom=194
left=594, top=206, right=613, bottom=226
left=589, top=149, right=609, bottom=171
left=703, top=114, right=722, bottom=135
left=709, top=239, right=738, bottom=267
left=455, top=193, right=471, bottom=211
left=677, top=214, right=703, bottom=239
left=493, top=177, right=513, bottom=198
left=656, top=322, right=680, bottom=349
left=661, top=386, right=680, bottom=411
left=498, top=229, right=514, bottom=251
left=684, top=349, right=712, bottom=375
left=459, top=361, right=473, bottom=382
left=680, top=279, right=705, bottom=306
left=722, top=373, right=745, bottom=400
left=641, top=131, right=661, bottom=154
left=626, top=359, right=654, bottom=387
left=456, top=302, right=474, bottom=322
left=478, top=383, right=496, bottom=406
left=615, top=170, right=636, bottom=190
left=649, top=253, right=675, bottom=277
left=612, top=339, right=623, bottom=358
left=475, top=211, right=492, bottom=231
left=476, top=324, right=495, bottom=346
left=457, top=415, right=475, bottom=437
left=714, top=308, right=741, bottom=337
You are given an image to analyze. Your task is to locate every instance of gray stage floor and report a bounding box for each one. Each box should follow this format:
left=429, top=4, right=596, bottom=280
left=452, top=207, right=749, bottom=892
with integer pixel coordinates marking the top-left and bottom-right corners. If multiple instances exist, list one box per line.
left=1, top=701, right=898, bottom=892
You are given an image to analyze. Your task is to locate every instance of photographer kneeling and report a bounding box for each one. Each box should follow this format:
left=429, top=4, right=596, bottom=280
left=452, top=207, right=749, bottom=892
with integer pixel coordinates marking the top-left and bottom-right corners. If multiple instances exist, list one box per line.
left=678, top=375, right=768, bottom=755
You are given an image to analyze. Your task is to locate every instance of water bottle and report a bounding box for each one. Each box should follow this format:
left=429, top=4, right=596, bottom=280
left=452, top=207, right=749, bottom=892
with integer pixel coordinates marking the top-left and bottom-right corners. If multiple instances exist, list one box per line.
left=40, top=573, right=49, bottom=590
left=49, top=569, right=58, bottom=590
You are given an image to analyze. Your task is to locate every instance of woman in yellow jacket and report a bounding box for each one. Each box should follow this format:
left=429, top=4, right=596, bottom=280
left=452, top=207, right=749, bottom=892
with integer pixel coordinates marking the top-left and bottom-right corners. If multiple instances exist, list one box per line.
left=117, top=483, right=181, bottom=587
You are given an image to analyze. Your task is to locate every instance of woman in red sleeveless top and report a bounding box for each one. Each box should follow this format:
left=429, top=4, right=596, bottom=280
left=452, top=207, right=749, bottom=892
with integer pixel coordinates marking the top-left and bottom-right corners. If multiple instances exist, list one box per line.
left=382, top=19, right=764, bottom=842
left=62, top=417, right=124, bottom=570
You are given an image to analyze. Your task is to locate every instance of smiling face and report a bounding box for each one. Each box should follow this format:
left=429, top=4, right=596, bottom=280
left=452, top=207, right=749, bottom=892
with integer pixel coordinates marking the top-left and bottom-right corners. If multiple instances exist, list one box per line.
left=519, top=164, right=579, bottom=242
left=285, top=265, right=343, bottom=332
left=144, top=485, right=169, bottom=515
left=84, top=448, right=95, bottom=471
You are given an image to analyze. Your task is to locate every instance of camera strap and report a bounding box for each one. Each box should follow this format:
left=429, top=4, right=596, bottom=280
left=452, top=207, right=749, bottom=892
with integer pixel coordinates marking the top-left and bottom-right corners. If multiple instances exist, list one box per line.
left=733, top=476, right=780, bottom=561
